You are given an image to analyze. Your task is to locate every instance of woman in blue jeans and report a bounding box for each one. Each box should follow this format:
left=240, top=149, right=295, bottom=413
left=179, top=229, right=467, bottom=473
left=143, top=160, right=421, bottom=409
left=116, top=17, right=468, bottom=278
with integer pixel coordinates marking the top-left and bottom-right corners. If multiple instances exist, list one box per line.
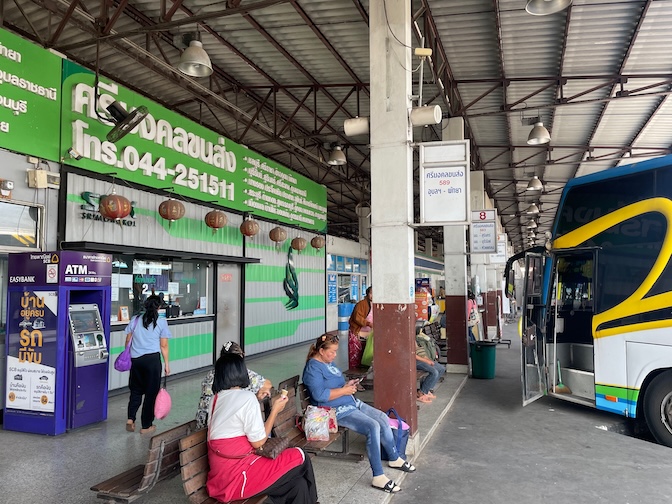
left=302, top=334, right=416, bottom=494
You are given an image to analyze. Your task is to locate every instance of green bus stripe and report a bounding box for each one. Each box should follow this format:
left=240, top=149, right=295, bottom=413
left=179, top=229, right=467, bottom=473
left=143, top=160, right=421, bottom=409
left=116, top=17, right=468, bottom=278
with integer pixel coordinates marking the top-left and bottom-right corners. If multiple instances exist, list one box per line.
left=595, top=384, right=637, bottom=401
left=111, top=332, right=213, bottom=360
left=245, top=264, right=324, bottom=281
left=245, top=295, right=325, bottom=310
left=245, top=317, right=324, bottom=345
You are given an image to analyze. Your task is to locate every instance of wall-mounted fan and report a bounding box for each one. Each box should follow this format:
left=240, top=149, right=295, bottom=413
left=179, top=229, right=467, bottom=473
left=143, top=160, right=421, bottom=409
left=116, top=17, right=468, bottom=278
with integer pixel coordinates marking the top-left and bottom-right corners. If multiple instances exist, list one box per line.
left=105, top=101, right=149, bottom=143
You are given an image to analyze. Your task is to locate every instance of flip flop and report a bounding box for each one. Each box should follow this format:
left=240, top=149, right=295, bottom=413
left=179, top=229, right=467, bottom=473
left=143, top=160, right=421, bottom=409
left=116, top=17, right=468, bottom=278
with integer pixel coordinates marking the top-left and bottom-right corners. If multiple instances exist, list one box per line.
left=140, top=425, right=156, bottom=435
left=417, top=394, right=432, bottom=403
left=125, top=421, right=135, bottom=432
left=391, top=461, right=416, bottom=473
left=426, top=391, right=436, bottom=399
left=372, top=480, right=401, bottom=493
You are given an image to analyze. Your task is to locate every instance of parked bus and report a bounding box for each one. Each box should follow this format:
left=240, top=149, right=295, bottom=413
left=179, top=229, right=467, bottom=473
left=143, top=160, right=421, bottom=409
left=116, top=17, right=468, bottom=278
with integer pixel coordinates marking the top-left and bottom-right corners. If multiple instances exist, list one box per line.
left=516, top=155, right=672, bottom=448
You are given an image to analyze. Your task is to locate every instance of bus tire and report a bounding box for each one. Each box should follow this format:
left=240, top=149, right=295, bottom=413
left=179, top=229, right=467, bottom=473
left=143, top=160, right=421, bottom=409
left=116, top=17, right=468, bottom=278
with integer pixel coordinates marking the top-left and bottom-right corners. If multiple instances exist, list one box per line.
left=643, top=370, right=672, bottom=447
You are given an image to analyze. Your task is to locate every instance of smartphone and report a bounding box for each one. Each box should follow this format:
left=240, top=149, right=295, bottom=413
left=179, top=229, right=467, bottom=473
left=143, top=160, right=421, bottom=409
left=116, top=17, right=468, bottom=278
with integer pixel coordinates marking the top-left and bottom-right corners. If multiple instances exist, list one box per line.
left=354, top=376, right=365, bottom=384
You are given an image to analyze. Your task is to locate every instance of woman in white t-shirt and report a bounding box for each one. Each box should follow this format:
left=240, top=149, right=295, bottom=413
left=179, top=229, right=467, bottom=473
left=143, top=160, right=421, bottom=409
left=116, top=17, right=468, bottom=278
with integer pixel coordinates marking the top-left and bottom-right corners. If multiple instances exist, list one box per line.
left=124, top=295, right=171, bottom=435
left=206, top=353, right=318, bottom=504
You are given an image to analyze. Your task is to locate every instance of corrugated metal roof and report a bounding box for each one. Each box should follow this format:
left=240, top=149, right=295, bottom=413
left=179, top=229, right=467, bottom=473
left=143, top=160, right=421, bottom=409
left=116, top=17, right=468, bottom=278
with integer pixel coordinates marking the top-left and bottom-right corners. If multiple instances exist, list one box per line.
left=4, top=0, right=672, bottom=251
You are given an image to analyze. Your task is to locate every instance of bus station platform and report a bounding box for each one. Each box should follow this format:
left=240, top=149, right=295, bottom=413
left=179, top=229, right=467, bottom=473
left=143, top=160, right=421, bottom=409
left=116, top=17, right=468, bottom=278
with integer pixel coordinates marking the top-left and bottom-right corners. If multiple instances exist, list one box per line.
left=1, top=322, right=671, bottom=504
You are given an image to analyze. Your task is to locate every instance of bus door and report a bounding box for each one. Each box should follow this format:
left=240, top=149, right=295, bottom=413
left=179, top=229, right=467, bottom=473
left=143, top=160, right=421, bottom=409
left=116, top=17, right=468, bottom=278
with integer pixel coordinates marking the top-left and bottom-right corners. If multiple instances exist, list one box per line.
left=521, top=252, right=548, bottom=406
left=549, top=249, right=597, bottom=405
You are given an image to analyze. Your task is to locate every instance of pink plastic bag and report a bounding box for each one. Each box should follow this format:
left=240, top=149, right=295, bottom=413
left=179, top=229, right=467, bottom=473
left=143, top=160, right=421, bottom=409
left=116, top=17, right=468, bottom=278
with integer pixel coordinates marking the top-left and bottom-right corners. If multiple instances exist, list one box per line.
left=154, top=377, right=171, bottom=420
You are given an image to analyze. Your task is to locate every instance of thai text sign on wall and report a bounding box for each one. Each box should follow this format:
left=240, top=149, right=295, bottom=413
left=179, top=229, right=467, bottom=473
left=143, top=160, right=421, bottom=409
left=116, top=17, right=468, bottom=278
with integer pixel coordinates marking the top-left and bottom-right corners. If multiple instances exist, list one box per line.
left=60, top=60, right=327, bottom=231
left=0, top=28, right=62, bottom=161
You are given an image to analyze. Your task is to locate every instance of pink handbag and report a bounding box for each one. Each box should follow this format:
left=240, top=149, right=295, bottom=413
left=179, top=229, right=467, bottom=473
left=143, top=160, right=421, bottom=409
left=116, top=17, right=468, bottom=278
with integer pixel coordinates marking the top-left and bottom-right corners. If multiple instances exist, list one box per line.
left=154, top=376, right=171, bottom=420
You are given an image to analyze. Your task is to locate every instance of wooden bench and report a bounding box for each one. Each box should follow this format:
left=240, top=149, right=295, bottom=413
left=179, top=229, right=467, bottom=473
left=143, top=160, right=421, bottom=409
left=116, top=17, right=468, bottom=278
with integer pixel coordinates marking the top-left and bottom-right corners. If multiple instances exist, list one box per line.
left=274, top=375, right=363, bottom=461
left=91, top=420, right=198, bottom=504
left=179, top=429, right=267, bottom=504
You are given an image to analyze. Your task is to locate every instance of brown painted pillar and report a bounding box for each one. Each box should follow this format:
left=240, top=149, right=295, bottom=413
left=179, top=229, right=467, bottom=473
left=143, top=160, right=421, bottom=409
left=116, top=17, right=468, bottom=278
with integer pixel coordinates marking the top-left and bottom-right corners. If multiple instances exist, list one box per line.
left=373, top=303, right=418, bottom=433
left=444, top=295, right=468, bottom=366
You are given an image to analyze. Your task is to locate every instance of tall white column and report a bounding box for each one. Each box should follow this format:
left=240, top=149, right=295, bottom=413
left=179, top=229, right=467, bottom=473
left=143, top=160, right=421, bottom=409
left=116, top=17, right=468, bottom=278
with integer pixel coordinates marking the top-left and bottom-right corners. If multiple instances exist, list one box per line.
left=369, top=0, right=417, bottom=433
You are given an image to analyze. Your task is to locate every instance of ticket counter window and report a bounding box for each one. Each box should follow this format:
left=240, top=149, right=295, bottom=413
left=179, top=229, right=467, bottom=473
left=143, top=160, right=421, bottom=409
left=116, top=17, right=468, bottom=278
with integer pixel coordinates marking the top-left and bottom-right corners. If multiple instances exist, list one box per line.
left=110, top=255, right=211, bottom=322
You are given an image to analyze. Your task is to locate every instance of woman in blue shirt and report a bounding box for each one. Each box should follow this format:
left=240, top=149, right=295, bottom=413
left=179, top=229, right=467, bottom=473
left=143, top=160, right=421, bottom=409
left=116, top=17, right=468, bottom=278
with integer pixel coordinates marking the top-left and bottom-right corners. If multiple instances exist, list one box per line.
left=302, top=334, right=416, bottom=494
left=124, top=295, right=171, bottom=434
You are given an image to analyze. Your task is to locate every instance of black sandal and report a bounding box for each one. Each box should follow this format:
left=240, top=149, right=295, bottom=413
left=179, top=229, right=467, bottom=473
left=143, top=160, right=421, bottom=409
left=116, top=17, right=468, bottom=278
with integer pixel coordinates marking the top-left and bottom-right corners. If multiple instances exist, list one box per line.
left=372, top=480, right=401, bottom=493
left=393, top=461, right=416, bottom=473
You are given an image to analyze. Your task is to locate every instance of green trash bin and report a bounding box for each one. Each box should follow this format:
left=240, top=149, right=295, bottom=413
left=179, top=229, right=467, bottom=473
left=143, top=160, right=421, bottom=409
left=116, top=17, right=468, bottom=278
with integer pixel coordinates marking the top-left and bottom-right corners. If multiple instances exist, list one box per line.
left=470, top=341, right=497, bottom=379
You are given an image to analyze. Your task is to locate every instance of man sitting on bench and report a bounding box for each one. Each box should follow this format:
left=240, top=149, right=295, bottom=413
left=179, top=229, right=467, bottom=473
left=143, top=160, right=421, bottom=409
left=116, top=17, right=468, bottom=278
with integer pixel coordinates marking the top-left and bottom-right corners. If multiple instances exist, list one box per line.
left=415, top=327, right=446, bottom=404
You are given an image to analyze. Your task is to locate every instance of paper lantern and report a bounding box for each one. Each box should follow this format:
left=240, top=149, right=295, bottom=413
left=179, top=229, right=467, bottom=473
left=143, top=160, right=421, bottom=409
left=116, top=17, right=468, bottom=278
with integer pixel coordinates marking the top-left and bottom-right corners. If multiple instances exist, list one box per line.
left=269, top=226, right=288, bottom=247
left=158, top=199, right=185, bottom=221
left=240, top=217, right=260, bottom=237
left=291, top=237, right=307, bottom=252
left=310, top=236, right=325, bottom=250
left=204, top=210, right=227, bottom=231
left=99, top=191, right=132, bottom=221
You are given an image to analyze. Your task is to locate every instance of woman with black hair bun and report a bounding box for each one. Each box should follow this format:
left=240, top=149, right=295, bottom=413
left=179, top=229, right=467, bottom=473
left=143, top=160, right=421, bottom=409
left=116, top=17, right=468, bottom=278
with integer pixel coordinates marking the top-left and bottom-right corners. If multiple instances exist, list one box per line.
left=124, top=295, right=171, bottom=434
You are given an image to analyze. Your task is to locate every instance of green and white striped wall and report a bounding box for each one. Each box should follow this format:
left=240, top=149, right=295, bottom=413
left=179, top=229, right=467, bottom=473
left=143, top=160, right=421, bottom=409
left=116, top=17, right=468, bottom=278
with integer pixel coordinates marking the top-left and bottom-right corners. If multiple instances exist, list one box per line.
left=243, top=220, right=326, bottom=355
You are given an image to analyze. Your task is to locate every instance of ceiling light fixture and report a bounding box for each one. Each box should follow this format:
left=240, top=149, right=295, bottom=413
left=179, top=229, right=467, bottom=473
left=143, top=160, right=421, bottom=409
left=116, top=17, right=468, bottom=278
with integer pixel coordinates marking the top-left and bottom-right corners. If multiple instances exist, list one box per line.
left=177, top=37, right=213, bottom=77
left=527, top=121, right=551, bottom=145
left=410, top=105, right=442, bottom=127
left=526, top=203, right=540, bottom=215
left=526, top=175, right=544, bottom=191
left=344, top=116, right=369, bottom=136
left=525, top=0, right=572, bottom=16
left=328, top=145, right=347, bottom=166
left=526, top=220, right=538, bottom=229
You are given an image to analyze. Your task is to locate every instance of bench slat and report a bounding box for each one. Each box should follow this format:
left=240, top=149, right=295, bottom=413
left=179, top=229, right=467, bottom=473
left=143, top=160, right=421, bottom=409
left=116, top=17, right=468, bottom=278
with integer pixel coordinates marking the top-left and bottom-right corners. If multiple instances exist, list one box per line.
left=92, top=420, right=198, bottom=504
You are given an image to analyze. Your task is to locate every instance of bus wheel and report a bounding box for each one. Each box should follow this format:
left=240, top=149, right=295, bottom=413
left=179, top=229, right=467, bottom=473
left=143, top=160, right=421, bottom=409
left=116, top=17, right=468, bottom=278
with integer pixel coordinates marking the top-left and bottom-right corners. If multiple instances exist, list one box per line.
left=644, top=371, right=672, bottom=447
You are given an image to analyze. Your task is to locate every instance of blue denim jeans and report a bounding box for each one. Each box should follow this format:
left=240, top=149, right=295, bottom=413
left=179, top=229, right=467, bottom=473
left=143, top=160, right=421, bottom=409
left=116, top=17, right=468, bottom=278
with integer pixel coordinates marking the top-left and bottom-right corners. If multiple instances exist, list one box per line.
left=337, top=400, right=398, bottom=476
left=416, top=360, right=446, bottom=395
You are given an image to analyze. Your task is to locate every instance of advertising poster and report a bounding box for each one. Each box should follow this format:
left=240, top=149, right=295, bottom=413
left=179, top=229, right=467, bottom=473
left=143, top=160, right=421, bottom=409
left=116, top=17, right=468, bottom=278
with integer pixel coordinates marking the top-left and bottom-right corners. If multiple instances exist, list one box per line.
left=5, top=290, right=59, bottom=413
left=327, top=274, right=337, bottom=304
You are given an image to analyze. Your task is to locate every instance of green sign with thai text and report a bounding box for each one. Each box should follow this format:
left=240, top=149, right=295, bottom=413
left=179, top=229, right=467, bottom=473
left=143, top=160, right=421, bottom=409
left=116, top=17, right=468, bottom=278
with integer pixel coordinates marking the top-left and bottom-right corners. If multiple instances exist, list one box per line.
left=0, top=28, right=62, bottom=161
left=60, top=60, right=327, bottom=231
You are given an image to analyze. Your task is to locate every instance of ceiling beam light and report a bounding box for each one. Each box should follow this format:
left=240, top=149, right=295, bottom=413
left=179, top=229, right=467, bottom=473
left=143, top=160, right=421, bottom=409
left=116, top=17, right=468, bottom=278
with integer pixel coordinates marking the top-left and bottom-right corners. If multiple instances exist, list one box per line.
left=526, top=175, right=544, bottom=191
left=328, top=145, right=346, bottom=166
left=527, top=220, right=538, bottom=229
left=410, top=105, right=442, bottom=127
left=177, top=40, right=213, bottom=77
left=344, top=116, right=369, bottom=136
left=527, top=122, right=551, bottom=145
left=525, top=0, right=573, bottom=16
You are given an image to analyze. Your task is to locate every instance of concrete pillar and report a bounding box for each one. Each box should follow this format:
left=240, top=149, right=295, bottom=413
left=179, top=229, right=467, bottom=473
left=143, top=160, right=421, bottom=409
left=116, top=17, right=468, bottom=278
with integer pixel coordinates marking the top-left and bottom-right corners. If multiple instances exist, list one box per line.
left=424, top=238, right=433, bottom=256
left=369, top=0, right=417, bottom=433
left=441, top=117, right=469, bottom=370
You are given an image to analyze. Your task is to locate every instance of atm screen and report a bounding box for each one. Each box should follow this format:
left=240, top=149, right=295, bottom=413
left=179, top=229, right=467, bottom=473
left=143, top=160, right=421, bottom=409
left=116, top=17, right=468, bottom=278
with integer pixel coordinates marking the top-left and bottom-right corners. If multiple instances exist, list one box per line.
left=81, top=333, right=95, bottom=348
left=70, top=310, right=99, bottom=333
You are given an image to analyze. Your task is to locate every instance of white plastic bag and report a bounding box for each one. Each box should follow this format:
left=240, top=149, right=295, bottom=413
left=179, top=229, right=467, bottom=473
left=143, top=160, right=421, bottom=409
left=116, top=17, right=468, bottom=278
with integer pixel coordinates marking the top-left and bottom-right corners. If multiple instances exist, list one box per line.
left=303, top=405, right=330, bottom=441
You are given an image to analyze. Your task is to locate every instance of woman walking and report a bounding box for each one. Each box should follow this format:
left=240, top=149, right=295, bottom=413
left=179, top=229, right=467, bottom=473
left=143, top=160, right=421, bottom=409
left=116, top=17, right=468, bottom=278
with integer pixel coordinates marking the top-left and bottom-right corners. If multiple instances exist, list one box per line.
left=125, top=294, right=171, bottom=434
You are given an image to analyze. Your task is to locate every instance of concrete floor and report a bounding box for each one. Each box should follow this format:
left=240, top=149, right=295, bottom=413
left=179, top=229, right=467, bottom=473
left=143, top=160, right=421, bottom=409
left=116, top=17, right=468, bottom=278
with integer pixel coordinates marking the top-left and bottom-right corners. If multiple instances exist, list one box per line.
left=1, top=322, right=670, bottom=504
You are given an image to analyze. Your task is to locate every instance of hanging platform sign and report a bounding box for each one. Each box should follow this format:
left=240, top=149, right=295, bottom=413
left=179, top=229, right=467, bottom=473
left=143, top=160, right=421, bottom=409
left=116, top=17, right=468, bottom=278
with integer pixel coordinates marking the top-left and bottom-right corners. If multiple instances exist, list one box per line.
left=418, top=140, right=470, bottom=225
left=470, top=209, right=497, bottom=253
